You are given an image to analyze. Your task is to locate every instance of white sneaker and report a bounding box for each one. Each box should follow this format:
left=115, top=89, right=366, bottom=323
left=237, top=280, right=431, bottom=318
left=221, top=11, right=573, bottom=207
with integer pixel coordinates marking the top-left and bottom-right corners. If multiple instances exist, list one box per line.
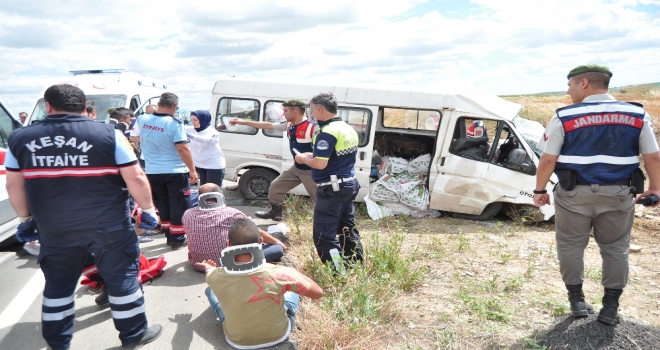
left=24, top=241, right=41, bottom=256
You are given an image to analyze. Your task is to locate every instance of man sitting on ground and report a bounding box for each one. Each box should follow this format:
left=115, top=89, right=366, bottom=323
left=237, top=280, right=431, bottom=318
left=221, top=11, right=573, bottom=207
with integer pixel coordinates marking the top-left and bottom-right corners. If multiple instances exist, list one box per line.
left=183, top=183, right=287, bottom=272
left=196, top=219, right=323, bottom=349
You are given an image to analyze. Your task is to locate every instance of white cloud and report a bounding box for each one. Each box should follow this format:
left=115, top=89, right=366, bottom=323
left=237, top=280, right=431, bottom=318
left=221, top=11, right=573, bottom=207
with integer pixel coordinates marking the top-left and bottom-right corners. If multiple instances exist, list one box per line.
left=0, top=0, right=658, bottom=115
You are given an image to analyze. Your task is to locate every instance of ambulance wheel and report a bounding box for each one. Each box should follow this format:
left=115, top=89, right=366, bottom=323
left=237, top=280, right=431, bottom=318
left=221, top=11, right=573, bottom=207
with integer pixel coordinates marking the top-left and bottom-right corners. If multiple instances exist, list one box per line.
left=455, top=202, right=502, bottom=221
left=239, top=168, right=278, bottom=200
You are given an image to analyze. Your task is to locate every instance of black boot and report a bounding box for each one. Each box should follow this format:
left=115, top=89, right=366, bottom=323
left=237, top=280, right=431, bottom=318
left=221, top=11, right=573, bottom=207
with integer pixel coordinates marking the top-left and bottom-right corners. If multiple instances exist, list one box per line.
left=95, top=286, right=109, bottom=306
left=255, top=204, right=283, bottom=221
left=122, top=324, right=163, bottom=349
left=598, top=288, right=623, bottom=324
left=566, top=284, right=593, bottom=317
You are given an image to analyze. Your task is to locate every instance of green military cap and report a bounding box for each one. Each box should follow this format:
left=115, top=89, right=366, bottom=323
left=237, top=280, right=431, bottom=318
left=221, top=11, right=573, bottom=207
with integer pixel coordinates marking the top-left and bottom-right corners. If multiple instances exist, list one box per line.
left=282, top=99, right=306, bottom=107
left=567, top=64, right=613, bottom=79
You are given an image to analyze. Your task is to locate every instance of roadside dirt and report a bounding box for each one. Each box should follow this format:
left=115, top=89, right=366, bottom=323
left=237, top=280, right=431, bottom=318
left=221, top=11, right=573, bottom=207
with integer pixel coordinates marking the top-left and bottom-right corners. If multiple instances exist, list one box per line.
left=368, top=213, right=660, bottom=349
left=291, top=86, right=660, bottom=349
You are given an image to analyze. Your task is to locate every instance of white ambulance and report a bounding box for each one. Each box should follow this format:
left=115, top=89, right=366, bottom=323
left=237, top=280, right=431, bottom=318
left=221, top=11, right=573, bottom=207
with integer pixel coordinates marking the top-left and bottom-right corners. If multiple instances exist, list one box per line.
left=0, top=99, right=23, bottom=245
left=209, top=78, right=556, bottom=221
left=26, top=69, right=171, bottom=125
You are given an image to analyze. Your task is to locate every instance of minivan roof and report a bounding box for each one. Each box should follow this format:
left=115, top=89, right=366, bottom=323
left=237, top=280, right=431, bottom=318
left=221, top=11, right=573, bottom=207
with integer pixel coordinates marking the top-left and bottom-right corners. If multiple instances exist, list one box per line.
left=212, top=77, right=523, bottom=121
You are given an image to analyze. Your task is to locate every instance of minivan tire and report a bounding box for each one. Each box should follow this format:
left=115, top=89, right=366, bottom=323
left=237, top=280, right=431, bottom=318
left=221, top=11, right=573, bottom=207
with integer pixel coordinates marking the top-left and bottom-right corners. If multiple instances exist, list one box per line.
left=455, top=202, right=502, bottom=221
left=238, top=168, right=279, bottom=200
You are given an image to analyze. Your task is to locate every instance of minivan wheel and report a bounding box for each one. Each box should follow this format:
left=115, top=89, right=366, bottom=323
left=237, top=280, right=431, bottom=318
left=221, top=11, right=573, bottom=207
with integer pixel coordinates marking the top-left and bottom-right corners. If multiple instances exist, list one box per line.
left=238, top=168, right=279, bottom=200
left=455, top=202, right=502, bottom=221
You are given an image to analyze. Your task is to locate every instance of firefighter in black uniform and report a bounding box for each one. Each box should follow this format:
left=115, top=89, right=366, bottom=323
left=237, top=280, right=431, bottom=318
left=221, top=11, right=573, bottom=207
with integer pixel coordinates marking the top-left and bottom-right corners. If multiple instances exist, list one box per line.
left=5, top=84, right=162, bottom=350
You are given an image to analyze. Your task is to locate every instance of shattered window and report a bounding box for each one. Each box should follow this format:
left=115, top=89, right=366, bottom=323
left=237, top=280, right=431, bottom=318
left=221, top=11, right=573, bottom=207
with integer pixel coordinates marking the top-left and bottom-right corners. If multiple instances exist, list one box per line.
left=382, top=108, right=441, bottom=131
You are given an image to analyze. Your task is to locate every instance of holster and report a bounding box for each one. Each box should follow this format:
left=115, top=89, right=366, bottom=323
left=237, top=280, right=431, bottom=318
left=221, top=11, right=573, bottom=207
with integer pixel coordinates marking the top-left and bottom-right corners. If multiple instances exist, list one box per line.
left=555, top=169, right=577, bottom=191
left=330, top=175, right=340, bottom=192
left=631, top=167, right=646, bottom=195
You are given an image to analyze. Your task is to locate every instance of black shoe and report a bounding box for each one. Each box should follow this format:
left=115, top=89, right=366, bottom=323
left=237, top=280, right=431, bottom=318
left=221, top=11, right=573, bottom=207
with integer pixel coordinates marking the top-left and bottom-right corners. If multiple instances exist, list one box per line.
left=255, top=204, right=283, bottom=221
left=95, top=287, right=109, bottom=306
left=598, top=288, right=623, bottom=324
left=171, top=237, right=188, bottom=251
left=48, top=346, right=70, bottom=350
left=566, top=284, right=593, bottom=317
left=122, top=324, right=163, bottom=349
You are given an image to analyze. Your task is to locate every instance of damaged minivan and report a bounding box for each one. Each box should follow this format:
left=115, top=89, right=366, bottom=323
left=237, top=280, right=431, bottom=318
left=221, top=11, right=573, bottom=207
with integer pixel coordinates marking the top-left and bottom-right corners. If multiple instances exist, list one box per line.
left=208, top=78, right=556, bottom=221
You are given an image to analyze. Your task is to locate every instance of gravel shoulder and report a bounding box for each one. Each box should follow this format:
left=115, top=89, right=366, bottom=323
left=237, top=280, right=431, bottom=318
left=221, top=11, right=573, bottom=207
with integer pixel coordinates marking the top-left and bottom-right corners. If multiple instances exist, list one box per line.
left=357, top=214, right=660, bottom=349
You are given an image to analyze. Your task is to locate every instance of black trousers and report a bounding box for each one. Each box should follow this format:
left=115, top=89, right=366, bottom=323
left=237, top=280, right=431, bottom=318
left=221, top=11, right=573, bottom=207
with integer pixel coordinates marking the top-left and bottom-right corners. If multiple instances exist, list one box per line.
left=39, top=220, right=147, bottom=348
left=147, top=173, right=190, bottom=242
left=196, top=167, right=225, bottom=187
left=313, top=179, right=363, bottom=265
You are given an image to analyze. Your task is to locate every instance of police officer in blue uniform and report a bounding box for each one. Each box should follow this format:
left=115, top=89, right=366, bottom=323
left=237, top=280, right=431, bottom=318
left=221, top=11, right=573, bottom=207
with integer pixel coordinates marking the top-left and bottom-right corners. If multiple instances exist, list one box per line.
left=294, top=92, right=363, bottom=266
left=5, top=84, right=163, bottom=349
left=534, top=65, right=660, bottom=324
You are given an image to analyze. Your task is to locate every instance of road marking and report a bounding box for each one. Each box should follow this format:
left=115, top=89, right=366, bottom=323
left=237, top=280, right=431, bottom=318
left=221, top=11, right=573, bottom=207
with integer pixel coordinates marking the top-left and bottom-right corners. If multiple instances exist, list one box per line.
left=0, top=270, right=45, bottom=330
left=0, top=252, right=17, bottom=266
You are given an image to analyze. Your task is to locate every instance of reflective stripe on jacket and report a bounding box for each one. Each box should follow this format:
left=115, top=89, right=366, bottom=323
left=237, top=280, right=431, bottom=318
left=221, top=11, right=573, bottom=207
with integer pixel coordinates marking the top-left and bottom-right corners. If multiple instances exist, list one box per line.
left=556, top=101, right=644, bottom=184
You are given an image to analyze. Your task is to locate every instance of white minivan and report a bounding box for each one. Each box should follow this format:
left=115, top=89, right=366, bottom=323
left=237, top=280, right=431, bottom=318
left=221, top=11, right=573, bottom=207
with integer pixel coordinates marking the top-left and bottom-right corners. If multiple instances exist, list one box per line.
left=26, top=69, right=171, bottom=125
left=208, top=78, right=556, bottom=221
left=0, top=99, right=23, bottom=245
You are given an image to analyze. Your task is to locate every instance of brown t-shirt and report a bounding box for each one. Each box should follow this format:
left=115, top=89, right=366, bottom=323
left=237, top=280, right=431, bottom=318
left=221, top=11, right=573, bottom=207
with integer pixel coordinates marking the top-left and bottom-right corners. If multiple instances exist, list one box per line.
left=206, top=263, right=311, bottom=348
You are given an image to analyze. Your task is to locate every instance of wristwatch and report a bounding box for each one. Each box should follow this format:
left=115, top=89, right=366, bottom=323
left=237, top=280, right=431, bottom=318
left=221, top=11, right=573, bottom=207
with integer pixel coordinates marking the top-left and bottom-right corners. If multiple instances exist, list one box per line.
left=533, top=189, right=547, bottom=194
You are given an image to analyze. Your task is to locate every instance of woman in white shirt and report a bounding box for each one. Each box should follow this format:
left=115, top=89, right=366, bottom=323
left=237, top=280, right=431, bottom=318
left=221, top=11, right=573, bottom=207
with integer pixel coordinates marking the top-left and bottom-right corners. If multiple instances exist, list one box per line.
left=186, top=110, right=226, bottom=186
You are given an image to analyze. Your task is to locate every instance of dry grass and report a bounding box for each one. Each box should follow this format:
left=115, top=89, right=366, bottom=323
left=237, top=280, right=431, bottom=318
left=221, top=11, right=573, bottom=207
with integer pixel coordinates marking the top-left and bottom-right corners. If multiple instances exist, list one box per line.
left=279, top=83, right=660, bottom=350
left=283, top=196, right=428, bottom=349
left=283, top=205, right=660, bottom=349
left=503, top=83, right=660, bottom=130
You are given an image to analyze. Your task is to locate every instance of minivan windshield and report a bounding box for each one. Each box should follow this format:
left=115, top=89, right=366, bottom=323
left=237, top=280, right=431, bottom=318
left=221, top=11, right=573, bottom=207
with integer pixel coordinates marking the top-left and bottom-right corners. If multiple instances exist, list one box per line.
left=30, top=94, right=127, bottom=124
left=512, top=116, right=545, bottom=157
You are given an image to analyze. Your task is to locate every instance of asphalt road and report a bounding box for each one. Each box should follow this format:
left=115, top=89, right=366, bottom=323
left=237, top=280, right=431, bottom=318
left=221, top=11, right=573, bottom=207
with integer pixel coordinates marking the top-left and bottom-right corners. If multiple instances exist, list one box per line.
left=0, top=181, right=298, bottom=350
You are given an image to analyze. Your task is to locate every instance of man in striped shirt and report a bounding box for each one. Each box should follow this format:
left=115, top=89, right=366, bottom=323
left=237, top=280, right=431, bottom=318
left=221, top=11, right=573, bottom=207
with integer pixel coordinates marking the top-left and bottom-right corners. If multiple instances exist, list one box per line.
left=182, top=183, right=286, bottom=272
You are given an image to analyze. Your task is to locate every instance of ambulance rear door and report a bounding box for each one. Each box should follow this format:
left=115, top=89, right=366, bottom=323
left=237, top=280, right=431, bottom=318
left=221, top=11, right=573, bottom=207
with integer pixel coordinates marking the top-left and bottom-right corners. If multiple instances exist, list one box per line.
left=0, top=100, right=21, bottom=245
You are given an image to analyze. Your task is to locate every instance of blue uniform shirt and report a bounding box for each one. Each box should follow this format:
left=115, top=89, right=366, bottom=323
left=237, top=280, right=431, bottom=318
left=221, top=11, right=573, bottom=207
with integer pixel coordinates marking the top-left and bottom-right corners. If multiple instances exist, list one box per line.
left=138, top=112, right=189, bottom=174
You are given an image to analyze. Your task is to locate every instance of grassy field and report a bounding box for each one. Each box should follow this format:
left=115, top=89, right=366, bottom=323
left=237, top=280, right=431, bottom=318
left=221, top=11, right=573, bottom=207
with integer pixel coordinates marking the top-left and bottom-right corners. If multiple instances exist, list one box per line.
left=281, top=84, right=660, bottom=350
left=503, top=83, right=660, bottom=128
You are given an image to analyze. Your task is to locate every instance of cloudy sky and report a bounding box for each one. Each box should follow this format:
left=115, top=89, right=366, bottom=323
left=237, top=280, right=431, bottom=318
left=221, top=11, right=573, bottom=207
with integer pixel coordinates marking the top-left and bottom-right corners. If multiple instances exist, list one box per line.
left=1, top=0, right=659, bottom=115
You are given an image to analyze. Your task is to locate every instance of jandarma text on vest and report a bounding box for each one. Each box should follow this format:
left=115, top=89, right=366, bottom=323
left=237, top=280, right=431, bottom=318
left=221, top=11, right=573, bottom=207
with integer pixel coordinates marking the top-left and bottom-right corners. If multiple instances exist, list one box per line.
left=563, top=114, right=643, bottom=132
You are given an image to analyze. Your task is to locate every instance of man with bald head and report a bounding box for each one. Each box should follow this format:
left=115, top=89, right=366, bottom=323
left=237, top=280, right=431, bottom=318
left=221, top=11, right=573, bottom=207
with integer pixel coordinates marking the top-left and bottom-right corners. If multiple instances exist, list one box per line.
left=19, top=112, right=28, bottom=124
left=182, top=183, right=286, bottom=271
left=145, top=104, right=157, bottom=115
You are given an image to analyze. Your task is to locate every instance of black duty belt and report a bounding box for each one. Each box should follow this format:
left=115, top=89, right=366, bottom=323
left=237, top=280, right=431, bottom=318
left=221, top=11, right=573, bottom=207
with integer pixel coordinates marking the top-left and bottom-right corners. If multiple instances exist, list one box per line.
left=576, top=179, right=630, bottom=186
